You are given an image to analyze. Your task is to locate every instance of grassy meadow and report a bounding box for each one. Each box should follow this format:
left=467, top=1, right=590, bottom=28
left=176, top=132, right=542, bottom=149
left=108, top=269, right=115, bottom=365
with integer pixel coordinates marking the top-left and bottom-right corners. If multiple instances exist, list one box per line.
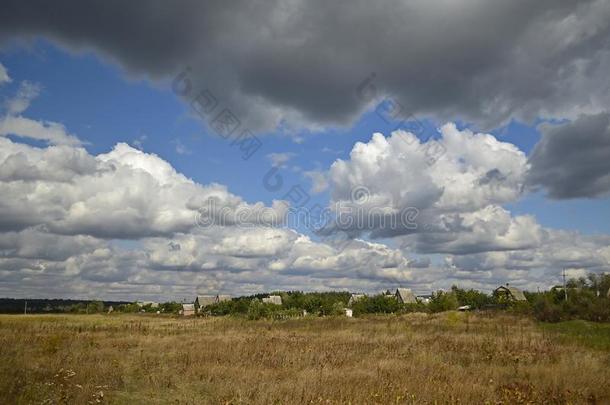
left=1, top=312, right=609, bottom=404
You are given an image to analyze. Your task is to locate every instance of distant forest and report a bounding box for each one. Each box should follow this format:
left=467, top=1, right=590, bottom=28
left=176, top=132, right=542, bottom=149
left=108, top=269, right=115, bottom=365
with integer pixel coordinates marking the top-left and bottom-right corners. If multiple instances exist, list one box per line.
left=0, top=298, right=129, bottom=314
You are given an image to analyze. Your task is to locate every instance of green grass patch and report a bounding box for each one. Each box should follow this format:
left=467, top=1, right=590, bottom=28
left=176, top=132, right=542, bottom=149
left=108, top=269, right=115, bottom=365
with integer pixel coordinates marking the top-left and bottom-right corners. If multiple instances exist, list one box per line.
left=540, top=320, right=610, bottom=351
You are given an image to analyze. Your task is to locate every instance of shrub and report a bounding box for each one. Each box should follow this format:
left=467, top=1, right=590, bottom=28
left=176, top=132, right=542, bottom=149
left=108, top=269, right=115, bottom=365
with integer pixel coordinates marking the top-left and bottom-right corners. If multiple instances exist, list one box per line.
left=159, top=302, right=182, bottom=314
left=351, top=295, right=402, bottom=316
left=533, top=296, right=563, bottom=322
left=530, top=286, right=610, bottom=323
left=401, top=302, right=429, bottom=313
left=246, top=300, right=282, bottom=320
left=451, top=286, right=492, bottom=309
left=428, top=291, right=459, bottom=313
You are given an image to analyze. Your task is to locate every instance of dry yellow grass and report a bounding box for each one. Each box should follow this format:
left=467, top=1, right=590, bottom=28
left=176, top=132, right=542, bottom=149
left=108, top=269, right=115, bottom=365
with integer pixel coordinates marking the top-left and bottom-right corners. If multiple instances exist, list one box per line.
left=1, top=312, right=609, bottom=404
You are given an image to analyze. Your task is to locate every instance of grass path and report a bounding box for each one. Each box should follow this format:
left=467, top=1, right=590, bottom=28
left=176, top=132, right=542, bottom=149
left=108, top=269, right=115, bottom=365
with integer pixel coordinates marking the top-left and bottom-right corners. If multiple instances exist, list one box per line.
left=540, top=320, right=610, bottom=351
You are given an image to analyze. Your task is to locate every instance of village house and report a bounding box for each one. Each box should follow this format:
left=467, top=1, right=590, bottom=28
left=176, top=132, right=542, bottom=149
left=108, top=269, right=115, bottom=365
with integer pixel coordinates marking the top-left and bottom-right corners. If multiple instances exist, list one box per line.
left=347, top=293, right=365, bottom=306
left=182, top=303, right=195, bottom=316
left=493, top=285, right=527, bottom=301
left=136, top=301, right=159, bottom=308
left=395, top=288, right=417, bottom=304
left=194, top=294, right=233, bottom=313
left=194, top=295, right=217, bottom=312
left=262, top=295, right=282, bottom=305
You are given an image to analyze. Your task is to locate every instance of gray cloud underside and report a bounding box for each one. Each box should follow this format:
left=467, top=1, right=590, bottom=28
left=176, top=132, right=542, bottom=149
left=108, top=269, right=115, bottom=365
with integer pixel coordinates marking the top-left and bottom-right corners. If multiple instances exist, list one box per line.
left=528, top=112, right=610, bottom=199
left=2, top=0, right=610, bottom=132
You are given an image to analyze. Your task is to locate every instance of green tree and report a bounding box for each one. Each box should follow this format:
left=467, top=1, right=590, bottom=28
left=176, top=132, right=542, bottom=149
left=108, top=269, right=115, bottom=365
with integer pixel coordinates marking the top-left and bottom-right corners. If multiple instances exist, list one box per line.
left=159, top=302, right=182, bottom=314
left=246, top=300, right=280, bottom=320
left=450, top=286, right=492, bottom=309
left=428, top=291, right=459, bottom=313
left=86, top=300, right=104, bottom=314
left=352, top=295, right=401, bottom=316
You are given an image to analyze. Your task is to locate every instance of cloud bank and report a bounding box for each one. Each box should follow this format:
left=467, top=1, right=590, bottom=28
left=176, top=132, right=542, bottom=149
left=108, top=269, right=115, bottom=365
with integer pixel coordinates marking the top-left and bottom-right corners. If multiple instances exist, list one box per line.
left=1, top=2, right=610, bottom=299
left=0, top=135, right=426, bottom=299
left=0, top=124, right=607, bottom=300
left=2, top=0, right=610, bottom=132
left=528, top=112, right=610, bottom=199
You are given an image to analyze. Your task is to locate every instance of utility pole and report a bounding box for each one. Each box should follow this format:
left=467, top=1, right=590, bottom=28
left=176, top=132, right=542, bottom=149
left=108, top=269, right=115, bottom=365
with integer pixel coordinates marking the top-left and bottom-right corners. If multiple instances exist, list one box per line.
left=24, top=300, right=27, bottom=315
left=562, top=268, right=568, bottom=302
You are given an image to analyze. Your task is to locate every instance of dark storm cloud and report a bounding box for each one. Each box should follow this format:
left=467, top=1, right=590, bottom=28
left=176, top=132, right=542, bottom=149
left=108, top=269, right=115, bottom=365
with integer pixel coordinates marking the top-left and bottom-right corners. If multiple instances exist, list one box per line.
left=528, top=112, right=610, bottom=199
left=1, top=0, right=610, bottom=132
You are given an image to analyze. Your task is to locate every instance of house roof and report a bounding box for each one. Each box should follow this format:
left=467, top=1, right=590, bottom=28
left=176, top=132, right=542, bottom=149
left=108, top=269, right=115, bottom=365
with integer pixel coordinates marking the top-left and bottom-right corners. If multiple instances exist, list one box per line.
left=494, top=285, right=527, bottom=301
left=347, top=293, right=366, bottom=306
left=217, top=295, right=232, bottom=302
left=262, top=295, right=282, bottom=305
left=196, top=295, right=217, bottom=307
left=136, top=301, right=159, bottom=308
left=395, top=288, right=417, bottom=304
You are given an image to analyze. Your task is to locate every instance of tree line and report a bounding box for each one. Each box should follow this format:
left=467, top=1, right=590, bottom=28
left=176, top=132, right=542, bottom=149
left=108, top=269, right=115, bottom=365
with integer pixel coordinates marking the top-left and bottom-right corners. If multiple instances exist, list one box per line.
left=3, top=273, right=609, bottom=322
left=202, top=273, right=610, bottom=322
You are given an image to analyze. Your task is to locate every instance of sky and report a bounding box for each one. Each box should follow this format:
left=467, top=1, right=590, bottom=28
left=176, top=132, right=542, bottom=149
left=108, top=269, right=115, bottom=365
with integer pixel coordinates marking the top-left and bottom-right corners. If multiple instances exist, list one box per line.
left=0, top=1, right=609, bottom=301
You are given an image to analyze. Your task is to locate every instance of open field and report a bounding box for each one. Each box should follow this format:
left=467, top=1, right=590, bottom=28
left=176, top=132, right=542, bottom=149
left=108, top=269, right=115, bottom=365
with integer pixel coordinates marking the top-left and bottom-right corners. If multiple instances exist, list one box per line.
left=1, top=313, right=609, bottom=404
